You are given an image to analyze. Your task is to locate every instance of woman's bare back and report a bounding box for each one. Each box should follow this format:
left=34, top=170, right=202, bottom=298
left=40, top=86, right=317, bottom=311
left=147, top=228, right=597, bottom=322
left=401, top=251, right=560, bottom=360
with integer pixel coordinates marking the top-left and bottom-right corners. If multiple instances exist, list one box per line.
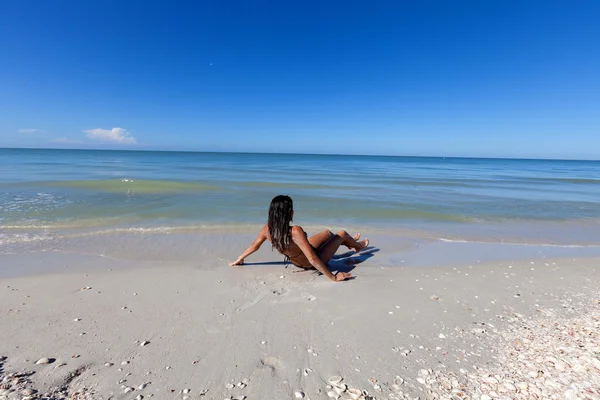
left=263, top=224, right=312, bottom=268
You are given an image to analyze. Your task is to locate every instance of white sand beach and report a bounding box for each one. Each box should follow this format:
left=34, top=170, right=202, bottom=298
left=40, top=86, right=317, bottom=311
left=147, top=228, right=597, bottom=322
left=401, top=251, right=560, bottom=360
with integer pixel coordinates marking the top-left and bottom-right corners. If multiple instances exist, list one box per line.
left=1, top=239, right=599, bottom=400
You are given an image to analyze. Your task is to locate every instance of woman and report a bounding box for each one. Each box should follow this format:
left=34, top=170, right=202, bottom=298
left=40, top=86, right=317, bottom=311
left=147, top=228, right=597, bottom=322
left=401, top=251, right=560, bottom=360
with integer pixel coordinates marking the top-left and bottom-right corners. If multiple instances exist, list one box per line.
left=229, top=195, right=369, bottom=282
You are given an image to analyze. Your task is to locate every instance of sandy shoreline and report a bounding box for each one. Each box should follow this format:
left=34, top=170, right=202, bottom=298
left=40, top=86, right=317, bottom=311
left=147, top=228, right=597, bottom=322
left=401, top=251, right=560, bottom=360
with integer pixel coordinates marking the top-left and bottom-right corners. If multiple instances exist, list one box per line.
left=1, top=243, right=599, bottom=399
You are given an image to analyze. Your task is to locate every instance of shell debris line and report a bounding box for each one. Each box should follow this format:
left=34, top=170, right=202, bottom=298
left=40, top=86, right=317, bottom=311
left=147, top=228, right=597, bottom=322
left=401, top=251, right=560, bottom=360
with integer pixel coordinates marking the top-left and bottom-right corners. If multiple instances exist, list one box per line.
left=0, top=356, right=94, bottom=400
left=324, top=375, right=375, bottom=400
left=410, top=296, right=600, bottom=400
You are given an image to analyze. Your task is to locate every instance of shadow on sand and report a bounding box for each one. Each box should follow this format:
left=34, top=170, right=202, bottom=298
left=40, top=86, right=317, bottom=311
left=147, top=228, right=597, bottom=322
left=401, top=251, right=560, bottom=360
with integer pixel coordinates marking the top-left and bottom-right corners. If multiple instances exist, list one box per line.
left=232, top=247, right=379, bottom=275
left=327, top=247, right=379, bottom=273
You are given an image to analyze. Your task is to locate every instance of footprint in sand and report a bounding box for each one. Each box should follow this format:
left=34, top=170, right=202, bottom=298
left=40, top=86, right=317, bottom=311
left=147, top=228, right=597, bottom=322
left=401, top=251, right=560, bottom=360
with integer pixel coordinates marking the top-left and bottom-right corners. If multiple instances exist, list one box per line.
left=259, top=356, right=284, bottom=376
left=302, top=293, right=316, bottom=301
left=271, top=288, right=288, bottom=296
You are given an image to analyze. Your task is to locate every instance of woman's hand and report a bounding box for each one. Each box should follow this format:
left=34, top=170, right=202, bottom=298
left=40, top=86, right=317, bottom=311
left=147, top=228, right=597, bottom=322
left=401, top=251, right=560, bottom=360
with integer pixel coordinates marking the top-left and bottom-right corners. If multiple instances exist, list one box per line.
left=334, top=272, right=352, bottom=281
left=229, top=258, right=244, bottom=266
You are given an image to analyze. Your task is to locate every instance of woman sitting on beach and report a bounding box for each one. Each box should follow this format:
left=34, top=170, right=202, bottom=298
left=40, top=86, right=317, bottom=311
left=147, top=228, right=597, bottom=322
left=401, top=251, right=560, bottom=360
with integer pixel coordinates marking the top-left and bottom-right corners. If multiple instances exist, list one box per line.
left=230, top=195, right=369, bottom=282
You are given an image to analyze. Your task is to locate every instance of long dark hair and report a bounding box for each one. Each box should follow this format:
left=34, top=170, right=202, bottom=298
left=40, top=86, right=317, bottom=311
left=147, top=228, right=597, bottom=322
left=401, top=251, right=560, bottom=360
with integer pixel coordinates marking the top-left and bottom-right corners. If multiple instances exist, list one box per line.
left=268, top=195, right=293, bottom=254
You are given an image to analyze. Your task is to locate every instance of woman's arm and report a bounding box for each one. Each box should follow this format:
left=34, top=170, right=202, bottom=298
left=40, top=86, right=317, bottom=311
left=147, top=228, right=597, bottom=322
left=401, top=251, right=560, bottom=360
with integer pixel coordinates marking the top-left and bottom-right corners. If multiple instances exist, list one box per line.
left=291, top=226, right=351, bottom=282
left=230, top=225, right=268, bottom=266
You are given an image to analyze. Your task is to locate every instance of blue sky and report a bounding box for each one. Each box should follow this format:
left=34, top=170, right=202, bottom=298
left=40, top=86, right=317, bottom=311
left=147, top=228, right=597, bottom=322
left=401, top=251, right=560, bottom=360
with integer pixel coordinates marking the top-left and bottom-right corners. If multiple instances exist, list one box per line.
left=1, top=1, right=599, bottom=159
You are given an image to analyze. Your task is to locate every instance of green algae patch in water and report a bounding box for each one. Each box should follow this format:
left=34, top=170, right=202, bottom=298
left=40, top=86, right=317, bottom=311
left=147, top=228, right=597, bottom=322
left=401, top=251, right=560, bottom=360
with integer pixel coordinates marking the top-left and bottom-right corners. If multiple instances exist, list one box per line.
left=45, top=179, right=216, bottom=194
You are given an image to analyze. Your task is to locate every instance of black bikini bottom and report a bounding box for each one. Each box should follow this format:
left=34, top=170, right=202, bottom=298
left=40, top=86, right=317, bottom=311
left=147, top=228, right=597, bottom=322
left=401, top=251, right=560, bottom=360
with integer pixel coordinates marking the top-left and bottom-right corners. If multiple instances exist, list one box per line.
left=289, top=246, right=319, bottom=269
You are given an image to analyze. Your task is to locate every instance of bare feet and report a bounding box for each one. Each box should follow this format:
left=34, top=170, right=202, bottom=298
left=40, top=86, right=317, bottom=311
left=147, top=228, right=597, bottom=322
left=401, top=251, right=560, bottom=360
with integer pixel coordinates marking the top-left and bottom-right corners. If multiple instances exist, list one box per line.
left=354, top=238, right=369, bottom=252
left=353, top=233, right=361, bottom=241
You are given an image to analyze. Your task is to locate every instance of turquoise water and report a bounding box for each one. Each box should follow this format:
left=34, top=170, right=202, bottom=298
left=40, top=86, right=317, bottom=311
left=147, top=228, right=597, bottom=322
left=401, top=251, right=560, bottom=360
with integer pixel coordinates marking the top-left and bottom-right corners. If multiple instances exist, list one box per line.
left=1, top=149, right=600, bottom=249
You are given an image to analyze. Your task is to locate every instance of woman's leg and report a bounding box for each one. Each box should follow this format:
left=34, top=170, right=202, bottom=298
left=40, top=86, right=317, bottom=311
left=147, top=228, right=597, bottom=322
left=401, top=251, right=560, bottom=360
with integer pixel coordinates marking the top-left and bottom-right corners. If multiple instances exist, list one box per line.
left=317, top=230, right=368, bottom=264
left=308, top=230, right=362, bottom=250
left=308, top=230, right=335, bottom=250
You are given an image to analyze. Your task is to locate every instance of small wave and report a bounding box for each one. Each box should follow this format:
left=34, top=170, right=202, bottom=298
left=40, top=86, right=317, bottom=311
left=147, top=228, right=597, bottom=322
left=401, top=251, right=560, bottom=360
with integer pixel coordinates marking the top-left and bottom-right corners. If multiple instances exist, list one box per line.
left=0, top=232, right=54, bottom=245
left=554, top=178, right=600, bottom=185
left=354, top=208, right=477, bottom=223
left=238, top=181, right=339, bottom=189
left=506, top=177, right=600, bottom=185
left=437, top=237, right=600, bottom=248
left=378, top=179, right=474, bottom=188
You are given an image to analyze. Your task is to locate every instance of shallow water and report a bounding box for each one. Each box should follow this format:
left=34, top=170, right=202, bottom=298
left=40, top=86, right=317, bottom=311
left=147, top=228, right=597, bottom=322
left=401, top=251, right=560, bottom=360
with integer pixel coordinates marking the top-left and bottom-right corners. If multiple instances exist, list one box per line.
left=1, top=149, right=600, bottom=255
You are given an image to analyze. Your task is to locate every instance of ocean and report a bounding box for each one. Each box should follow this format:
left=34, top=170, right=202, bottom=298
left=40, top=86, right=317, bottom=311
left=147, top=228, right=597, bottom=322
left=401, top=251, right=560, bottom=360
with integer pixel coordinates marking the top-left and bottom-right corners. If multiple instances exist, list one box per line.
left=2, top=148, right=600, bottom=263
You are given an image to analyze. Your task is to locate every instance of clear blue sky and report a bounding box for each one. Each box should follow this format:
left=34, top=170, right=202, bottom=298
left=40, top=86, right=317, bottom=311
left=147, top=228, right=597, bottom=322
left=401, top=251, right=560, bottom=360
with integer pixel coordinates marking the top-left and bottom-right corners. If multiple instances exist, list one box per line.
left=1, top=1, right=599, bottom=159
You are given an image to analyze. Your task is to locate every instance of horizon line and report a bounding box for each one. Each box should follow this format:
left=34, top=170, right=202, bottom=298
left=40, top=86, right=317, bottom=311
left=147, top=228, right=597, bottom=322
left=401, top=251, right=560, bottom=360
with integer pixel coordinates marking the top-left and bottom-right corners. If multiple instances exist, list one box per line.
left=0, top=146, right=598, bottom=162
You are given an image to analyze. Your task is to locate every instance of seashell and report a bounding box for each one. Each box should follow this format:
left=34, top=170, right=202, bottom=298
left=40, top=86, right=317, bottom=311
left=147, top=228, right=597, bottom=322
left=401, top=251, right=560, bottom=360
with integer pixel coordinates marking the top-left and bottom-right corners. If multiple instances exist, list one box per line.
left=140, top=341, right=150, bottom=347
left=123, top=387, right=134, bottom=393
left=483, top=377, right=498, bottom=385
left=328, top=375, right=343, bottom=385
left=333, top=383, right=347, bottom=394
left=183, top=388, right=190, bottom=394
left=394, top=377, right=404, bottom=385
left=135, top=396, right=143, bottom=400
left=546, top=356, right=558, bottom=364
left=232, top=396, right=246, bottom=400
left=326, top=391, right=339, bottom=399
left=294, top=391, right=305, bottom=398
left=138, top=383, right=148, bottom=390
left=225, top=383, right=234, bottom=389
left=35, top=357, right=53, bottom=365
left=347, top=388, right=362, bottom=400
left=22, top=389, right=36, bottom=395
left=438, top=333, right=447, bottom=339
left=303, top=368, right=312, bottom=376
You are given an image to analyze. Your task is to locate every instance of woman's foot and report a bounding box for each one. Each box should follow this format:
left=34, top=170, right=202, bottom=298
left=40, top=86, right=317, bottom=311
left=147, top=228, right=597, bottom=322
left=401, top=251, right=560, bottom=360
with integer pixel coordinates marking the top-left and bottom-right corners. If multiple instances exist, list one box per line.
left=354, top=238, right=369, bottom=252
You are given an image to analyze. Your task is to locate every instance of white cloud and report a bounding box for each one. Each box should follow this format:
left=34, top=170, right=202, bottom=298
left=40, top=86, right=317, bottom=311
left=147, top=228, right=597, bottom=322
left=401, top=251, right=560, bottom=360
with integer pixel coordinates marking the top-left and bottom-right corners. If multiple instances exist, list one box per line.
left=83, top=127, right=137, bottom=144
left=18, top=128, right=38, bottom=133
